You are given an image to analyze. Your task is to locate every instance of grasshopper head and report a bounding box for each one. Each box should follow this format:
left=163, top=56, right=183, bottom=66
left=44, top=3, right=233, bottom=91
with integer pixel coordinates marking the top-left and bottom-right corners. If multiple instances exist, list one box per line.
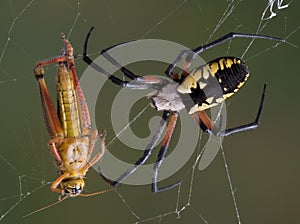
left=60, top=178, right=85, bottom=197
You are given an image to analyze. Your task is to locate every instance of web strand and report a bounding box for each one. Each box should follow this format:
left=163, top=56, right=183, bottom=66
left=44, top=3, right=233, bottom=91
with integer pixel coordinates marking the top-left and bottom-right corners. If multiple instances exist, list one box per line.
left=0, top=0, right=35, bottom=64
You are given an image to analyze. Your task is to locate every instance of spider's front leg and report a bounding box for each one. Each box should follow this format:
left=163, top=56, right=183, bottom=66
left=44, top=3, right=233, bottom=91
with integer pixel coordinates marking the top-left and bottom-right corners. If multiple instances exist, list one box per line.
left=83, top=27, right=168, bottom=90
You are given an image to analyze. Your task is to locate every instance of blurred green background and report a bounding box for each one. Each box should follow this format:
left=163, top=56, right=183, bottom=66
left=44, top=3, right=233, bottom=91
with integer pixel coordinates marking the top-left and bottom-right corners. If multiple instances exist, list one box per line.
left=0, top=0, right=299, bottom=223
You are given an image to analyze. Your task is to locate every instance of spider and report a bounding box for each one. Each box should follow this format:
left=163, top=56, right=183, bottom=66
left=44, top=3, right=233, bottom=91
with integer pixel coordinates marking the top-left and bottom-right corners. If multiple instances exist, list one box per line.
left=83, top=27, right=283, bottom=193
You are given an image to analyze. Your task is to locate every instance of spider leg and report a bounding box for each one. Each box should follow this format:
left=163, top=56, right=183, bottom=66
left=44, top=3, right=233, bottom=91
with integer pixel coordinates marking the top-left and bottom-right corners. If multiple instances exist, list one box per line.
left=85, top=27, right=139, bottom=81
left=165, top=32, right=283, bottom=77
left=83, top=27, right=128, bottom=87
left=191, top=110, right=214, bottom=134
left=97, top=167, right=116, bottom=186
left=152, top=112, right=181, bottom=193
left=193, top=84, right=267, bottom=136
left=83, top=27, right=166, bottom=89
left=100, top=43, right=140, bottom=81
left=112, top=111, right=170, bottom=187
left=217, top=83, right=266, bottom=136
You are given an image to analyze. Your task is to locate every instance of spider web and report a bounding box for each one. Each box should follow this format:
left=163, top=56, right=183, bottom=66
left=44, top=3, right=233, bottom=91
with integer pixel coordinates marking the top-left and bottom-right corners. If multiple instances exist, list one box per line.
left=0, top=0, right=299, bottom=223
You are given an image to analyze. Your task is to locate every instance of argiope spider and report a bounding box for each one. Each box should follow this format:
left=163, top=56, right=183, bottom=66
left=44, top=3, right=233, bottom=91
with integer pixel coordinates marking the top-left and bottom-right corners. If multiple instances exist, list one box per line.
left=83, top=27, right=283, bottom=193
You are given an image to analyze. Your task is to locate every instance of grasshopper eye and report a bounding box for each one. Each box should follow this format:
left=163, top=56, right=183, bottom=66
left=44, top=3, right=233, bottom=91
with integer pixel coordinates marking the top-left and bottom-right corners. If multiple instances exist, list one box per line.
left=64, top=185, right=82, bottom=197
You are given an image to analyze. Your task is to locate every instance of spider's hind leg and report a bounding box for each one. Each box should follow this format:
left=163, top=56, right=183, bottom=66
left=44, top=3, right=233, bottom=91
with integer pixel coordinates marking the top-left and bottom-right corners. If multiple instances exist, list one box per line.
left=217, top=84, right=267, bottom=136
left=192, top=84, right=267, bottom=137
left=165, top=32, right=283, bottom=80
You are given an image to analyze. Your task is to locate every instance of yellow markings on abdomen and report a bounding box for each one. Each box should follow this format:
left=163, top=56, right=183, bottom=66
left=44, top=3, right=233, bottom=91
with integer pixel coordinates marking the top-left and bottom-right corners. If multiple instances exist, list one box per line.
left=178, top=57, right=249, bottom=114
left=177, top=75, right=197, bottom=93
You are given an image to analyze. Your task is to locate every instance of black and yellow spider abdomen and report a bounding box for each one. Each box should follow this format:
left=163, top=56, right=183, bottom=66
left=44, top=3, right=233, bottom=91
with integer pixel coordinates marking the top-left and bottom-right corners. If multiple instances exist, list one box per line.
left=177, top=57, right=249, bottom=114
